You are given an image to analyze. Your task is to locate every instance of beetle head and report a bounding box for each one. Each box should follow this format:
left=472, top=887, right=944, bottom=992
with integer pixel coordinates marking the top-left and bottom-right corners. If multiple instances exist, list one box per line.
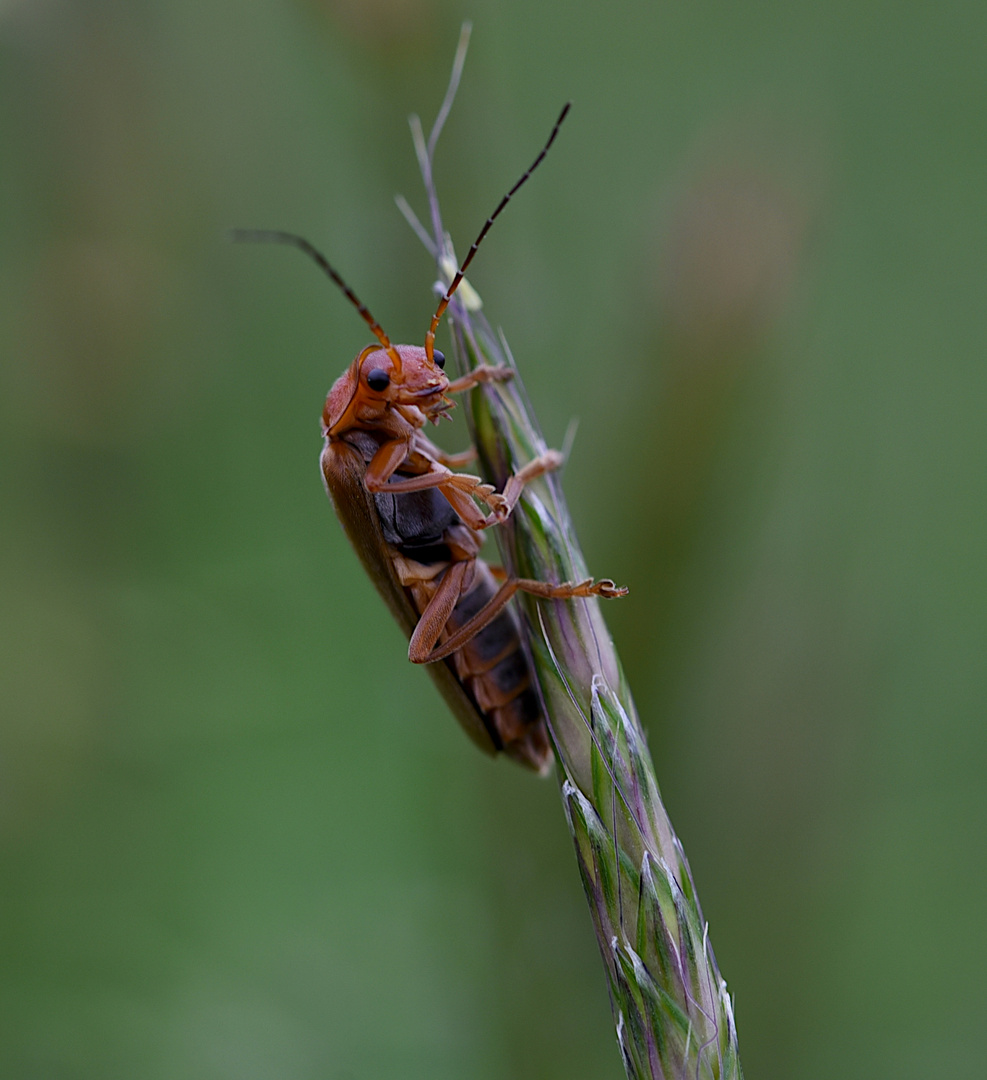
left=323, top=344, right=448, bottom=434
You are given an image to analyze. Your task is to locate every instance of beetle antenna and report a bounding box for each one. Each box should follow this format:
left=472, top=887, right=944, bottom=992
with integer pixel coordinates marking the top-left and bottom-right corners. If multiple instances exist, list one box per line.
left=423, top=102, right=570, bottom=365
left=232, top=229, right=404, bottom=374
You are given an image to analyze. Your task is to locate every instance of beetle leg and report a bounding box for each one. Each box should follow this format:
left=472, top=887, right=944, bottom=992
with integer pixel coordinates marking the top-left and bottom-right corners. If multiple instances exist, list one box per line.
left=458, top=448, right=564, bottom=526
left=362, top=438, right=415, bottom=491
left=431, top=481, right=499, bottom=530
left=363, top=438, right=560, bottom=526
left=407, top=561, right=472, bottom=663
left=414, top=433, right=478, bottom=469
left=431, top=448, right=564, bottom=530
left=413, top=575, right=628, bottom=664
left=434, top=446, right=478, bottom=468
left=365, top=445, right=488, bottom=499
left=493, top=449, right=564, bottom=521
left=363, top=438, right=501, bottom=509
left=444, top=363, right=513, bottom=395
left=386, top=471, right=501, bottom=519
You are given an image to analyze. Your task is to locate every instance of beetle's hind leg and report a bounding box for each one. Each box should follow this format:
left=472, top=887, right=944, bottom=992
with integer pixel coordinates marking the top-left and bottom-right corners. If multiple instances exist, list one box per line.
left=407, top=561, right=473, bottom=664
left=409, top=571, right=627, bottom=665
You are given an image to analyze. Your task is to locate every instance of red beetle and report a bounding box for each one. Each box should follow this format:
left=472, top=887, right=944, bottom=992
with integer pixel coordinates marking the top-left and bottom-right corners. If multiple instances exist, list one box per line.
left=235, top=105, right=625, bottom=772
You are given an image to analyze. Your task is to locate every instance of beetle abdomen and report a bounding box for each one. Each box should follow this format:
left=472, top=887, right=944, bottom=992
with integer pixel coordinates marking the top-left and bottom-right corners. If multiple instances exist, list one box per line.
left=374, top=484, right=459, bottom=558
left=441, top=560, right=549, bottom=771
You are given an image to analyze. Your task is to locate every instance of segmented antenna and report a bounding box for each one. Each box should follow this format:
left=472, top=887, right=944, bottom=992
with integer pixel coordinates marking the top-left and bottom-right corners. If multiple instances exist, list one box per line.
left=423, top=102, right=571, bottom=365
left=231, top=229, right=404, bottom=374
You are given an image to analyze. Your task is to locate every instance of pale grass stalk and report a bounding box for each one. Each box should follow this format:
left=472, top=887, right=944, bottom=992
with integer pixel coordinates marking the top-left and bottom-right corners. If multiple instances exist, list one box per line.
left=398, top=25, right=744, bottom=1079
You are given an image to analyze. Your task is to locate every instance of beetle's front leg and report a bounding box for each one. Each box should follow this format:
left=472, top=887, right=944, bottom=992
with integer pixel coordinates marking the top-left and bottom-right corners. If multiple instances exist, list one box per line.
left=415, top=433, right=477, bottom=469
left=436, top=447, right=478, bottom=468
left=444, top=363, right=513, bottom=395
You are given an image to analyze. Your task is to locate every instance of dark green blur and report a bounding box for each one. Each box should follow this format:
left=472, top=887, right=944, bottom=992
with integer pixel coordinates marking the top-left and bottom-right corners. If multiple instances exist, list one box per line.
left=1, top=3, right=985, bottom=1078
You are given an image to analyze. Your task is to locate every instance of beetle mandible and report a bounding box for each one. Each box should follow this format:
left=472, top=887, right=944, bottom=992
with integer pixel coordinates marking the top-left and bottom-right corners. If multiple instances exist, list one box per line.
left=235, top=105, right=626, bottom=773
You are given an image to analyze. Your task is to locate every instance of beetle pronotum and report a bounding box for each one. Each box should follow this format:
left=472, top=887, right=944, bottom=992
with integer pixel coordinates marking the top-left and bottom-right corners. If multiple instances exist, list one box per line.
left=235, top=105, right=625, bottom=773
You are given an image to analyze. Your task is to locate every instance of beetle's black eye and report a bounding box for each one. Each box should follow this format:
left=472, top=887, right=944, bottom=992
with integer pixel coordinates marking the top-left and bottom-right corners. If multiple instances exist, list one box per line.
left=433, top=350, right=446, bottom=370
left=366, top=369, right=390, bottom=392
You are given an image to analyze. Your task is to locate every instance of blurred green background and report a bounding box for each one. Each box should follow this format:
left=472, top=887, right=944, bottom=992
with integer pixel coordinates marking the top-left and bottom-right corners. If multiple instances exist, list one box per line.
left=2, top=2, right=985, bottom=1077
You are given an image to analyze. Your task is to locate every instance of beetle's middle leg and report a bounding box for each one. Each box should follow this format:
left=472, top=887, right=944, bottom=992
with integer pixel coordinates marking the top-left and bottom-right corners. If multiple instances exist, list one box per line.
left=367, top=436, right=563, bottom=532
left=491, top=449, right=564, bottom=520
left=436, top=448, right=562, bottom=531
